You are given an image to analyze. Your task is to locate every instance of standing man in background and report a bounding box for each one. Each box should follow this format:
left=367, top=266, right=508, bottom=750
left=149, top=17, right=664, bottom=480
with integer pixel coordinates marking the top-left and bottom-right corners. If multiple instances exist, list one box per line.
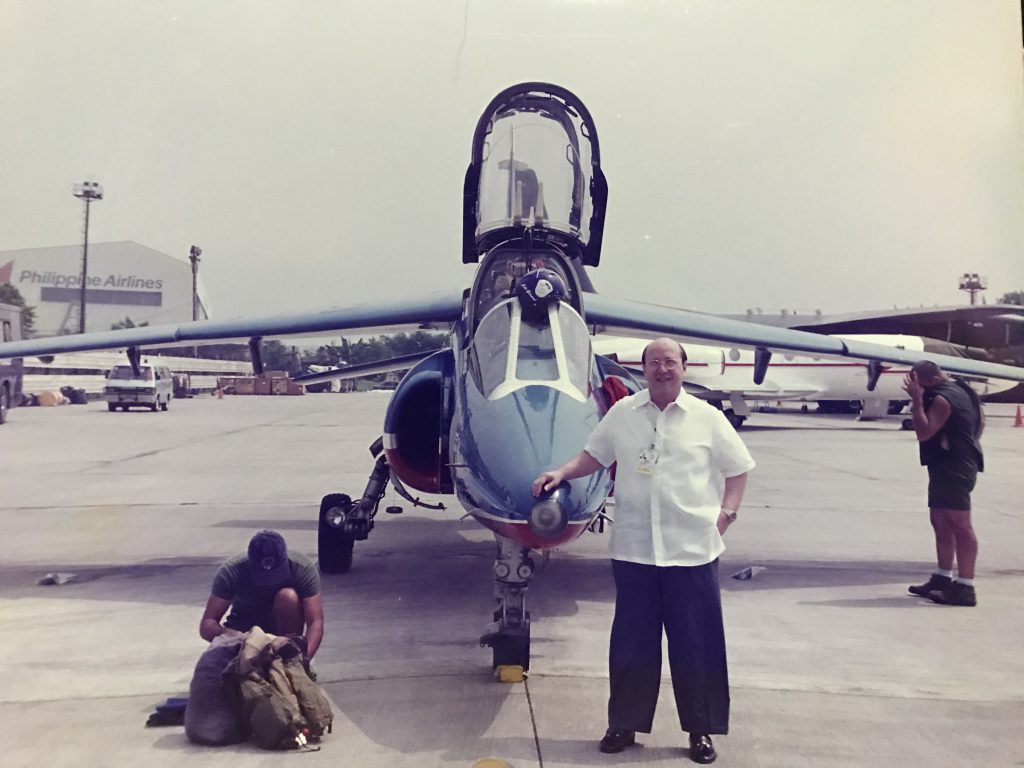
left=903, top=361, right=985, bottom=607
left=533, top=338, right=754, bottom=765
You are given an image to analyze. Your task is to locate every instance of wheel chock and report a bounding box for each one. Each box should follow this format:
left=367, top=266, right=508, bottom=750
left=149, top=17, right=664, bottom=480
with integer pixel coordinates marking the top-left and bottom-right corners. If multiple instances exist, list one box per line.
left=495, top=664, right=525, bottom=683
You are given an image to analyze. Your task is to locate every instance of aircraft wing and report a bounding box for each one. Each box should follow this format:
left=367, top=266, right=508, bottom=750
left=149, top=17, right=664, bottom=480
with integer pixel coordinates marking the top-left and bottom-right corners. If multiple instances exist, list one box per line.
left=586, top=294, right=1024, bottom=383
left=293, top=351, right=437, bottom=385
left=0, top=292, right=464, bottom=359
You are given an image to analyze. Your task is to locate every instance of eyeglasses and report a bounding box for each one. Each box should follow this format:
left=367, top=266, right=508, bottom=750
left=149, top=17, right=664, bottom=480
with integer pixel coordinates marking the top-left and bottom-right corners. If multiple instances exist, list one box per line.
left=644, top=359, right=683, bottom=369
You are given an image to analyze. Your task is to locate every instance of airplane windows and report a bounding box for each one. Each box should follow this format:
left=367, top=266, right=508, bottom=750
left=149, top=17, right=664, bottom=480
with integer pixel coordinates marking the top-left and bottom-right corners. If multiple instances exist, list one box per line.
left=729, top=348, right=740, bottom=361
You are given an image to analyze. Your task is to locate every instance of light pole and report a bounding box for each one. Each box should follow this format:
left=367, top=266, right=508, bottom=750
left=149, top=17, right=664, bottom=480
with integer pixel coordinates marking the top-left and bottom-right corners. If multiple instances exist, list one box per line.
left=189, top=245, right=202, bottom=358
left=189, top=245, right=203, bottom=321
left=958, top=272, right=987, bottom=306
left=72, top=180, right=104, bottom=334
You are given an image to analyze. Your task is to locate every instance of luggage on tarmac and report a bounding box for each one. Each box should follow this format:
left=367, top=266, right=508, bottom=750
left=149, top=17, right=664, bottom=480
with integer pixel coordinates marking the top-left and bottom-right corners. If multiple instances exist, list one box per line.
left=184, top=634, right=249, bottom=746
left=223, top=626, right=333, bottom=751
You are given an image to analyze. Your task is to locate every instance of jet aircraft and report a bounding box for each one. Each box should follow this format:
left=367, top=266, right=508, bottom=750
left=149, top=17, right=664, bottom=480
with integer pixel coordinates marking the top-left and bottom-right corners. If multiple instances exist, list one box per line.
left=591, top=333, right=1017, bottom=425
left=2, top=82, right=1023, bottom=671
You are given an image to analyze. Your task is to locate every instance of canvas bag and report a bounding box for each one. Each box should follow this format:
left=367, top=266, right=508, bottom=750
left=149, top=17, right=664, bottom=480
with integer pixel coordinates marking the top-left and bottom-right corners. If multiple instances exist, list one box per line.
left=225, top=627, right=333, bottom=750
left=184, top=634, right=249, bottom=746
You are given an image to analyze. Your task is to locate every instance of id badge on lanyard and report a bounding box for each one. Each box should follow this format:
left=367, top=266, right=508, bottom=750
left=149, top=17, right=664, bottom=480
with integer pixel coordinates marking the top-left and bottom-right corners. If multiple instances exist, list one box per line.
left=636, top=445, right=659, bottom=475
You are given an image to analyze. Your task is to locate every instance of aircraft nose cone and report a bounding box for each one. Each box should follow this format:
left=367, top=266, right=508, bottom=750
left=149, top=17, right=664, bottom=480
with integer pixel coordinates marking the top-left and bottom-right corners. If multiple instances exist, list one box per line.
left=528, top=498, right=569, bottom=539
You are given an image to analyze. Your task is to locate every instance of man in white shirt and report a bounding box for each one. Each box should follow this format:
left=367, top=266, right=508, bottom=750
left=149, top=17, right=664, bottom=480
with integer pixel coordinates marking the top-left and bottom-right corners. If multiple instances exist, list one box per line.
left=532, top=338, right=754, bottom=765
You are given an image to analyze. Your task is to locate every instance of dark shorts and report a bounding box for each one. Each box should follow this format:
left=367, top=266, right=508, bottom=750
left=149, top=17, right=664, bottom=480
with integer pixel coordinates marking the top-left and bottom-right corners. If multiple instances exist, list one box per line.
left=224, top=608, right=278, bottom=635
left=927, top=461, right=977, bottom=511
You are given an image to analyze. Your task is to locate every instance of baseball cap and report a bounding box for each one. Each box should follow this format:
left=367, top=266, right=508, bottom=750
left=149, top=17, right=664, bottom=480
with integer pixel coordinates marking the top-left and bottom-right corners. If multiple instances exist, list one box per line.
left=247, top=530, right=290, bottom=587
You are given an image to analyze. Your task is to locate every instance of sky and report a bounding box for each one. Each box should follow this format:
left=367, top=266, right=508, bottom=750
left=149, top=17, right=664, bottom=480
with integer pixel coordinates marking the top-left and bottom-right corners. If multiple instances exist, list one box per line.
left=2, top=1, right=1022, bottom=325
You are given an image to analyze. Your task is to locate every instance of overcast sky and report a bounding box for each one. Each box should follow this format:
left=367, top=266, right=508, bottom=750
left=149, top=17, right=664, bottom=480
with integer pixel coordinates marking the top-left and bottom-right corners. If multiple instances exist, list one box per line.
left=2, top=1, right=1022, bottom=323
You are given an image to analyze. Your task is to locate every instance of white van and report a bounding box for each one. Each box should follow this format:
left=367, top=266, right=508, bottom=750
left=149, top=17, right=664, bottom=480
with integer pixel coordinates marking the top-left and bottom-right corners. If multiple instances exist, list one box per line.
left=104, top=364, right=173, bottom=412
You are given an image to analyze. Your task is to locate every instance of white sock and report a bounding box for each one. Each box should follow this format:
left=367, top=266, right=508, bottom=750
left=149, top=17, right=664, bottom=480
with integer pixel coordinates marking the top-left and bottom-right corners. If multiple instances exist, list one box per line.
left=955, top=577, right=975, bottom=587
left=936, top=569, right=953, bottom=579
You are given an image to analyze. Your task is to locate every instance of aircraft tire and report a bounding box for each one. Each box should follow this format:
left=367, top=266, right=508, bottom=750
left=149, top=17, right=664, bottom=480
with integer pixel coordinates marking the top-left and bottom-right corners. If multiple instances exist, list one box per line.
left=491, top=624, right=530, bottom=671
left=318, top=493, right=355, bottom=574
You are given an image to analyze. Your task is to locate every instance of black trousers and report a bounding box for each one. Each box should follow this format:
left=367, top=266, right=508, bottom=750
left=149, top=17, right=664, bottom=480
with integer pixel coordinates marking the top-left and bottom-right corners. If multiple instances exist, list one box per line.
left=608, top=558, right=729, bottom=735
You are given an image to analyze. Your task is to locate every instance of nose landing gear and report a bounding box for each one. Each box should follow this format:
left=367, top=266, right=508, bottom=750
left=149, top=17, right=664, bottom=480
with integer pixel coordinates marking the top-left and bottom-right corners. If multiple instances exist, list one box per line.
left=479, top=535, right=533, bottom=672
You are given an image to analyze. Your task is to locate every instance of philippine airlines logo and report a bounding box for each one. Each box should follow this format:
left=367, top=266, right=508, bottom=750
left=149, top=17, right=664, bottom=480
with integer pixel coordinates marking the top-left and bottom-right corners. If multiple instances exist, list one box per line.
left=0, top=260, right=12, bottom=284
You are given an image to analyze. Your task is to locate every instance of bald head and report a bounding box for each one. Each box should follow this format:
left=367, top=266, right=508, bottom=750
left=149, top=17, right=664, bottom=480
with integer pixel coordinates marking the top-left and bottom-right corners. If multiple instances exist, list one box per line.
left=641, top=338, right=687, bottom=365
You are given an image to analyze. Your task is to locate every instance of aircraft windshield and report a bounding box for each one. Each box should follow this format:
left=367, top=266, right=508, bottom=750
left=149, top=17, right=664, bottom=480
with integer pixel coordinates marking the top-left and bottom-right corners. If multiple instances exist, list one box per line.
left=476, top=107, right=596, bottom=243
left=472, top=298, right=591, bottom=402
left=473, top=248, right=577, bottom=327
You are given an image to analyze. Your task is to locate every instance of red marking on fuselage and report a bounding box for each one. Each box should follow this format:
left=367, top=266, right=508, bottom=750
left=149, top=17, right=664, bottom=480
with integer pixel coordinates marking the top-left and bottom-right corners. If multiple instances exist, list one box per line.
left=618, top=358, right=909, bottom=371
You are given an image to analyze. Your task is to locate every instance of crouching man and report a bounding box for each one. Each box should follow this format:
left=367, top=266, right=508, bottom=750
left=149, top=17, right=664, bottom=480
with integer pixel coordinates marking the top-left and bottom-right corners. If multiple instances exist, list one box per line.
left=200, top=530, right=324, bottom=659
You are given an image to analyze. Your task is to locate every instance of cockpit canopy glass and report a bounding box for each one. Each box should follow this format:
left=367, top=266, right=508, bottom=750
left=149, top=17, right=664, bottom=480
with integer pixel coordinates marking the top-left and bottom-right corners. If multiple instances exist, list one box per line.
left=472, top=249, right=578, bottom=328
left=476, top=103, right=597, bottom=245
left=472, top=298, right=591, bottom=402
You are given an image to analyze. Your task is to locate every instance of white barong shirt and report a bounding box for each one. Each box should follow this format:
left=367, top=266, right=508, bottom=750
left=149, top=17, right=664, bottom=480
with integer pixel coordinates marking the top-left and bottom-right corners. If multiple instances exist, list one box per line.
left=585, top=389, right=755, bottom=567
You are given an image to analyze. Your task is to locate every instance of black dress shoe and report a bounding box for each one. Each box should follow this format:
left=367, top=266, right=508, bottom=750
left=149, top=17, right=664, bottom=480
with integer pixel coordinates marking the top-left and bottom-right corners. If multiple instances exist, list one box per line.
left=599, top=728, right=636, bottom=753
left=689, top=733, right=717, bottom=764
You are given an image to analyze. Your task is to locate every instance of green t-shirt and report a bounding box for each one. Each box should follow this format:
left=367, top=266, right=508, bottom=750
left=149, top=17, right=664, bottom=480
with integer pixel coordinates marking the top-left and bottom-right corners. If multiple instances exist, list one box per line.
left=211, top=550, right=320, bottom=617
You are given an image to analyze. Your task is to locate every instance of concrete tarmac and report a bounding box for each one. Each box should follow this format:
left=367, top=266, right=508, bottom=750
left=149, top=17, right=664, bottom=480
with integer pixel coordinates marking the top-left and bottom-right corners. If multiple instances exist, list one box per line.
left=1, top=393, right=1022, bottom=767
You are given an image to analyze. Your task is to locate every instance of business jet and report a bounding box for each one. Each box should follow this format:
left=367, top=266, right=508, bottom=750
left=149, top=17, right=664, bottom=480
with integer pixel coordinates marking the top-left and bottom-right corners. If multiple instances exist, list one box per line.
left=592, top=333, right=1016, bottom=425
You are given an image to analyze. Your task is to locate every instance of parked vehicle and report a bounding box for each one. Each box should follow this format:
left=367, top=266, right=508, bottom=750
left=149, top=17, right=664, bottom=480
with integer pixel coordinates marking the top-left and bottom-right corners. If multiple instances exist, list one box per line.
left=0, top=303, right=24, bottom=425
left=104, top=364, right=173, bottom=412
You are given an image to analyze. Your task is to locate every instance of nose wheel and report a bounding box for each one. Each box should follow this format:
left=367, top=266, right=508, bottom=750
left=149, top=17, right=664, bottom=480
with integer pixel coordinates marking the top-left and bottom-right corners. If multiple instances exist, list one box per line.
left=480, top=535, right=534, bottom=672
left=318, top=493, right=355, bottom=573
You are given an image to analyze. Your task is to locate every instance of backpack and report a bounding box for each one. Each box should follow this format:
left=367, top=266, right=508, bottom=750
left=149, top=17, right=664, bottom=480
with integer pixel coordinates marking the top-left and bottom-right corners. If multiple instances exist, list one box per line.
left=184, top=634, right=249, bottom=745
left=225, top=627, right=333, bottom=750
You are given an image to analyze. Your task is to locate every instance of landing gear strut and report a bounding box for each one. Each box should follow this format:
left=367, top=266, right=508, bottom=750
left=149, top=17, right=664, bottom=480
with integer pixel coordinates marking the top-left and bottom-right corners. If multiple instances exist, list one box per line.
left=480, top=535, right=533, bottom=671
left=318, top=454, right=390, bottom=574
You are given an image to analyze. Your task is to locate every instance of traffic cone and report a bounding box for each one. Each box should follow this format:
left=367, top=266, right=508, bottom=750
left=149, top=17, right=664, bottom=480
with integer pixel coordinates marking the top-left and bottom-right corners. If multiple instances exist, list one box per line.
left=1014, top=405, right=1023, bottom=428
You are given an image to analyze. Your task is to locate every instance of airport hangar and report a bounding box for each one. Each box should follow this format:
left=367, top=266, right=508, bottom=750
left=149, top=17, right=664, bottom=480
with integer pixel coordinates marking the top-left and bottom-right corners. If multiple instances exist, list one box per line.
left=0, top=241, right=209, bottom=336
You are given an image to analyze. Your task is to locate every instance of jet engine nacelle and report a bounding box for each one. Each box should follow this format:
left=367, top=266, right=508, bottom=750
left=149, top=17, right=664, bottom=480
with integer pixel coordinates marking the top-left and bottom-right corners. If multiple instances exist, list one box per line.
left=382, top=350, right=455, bottom=494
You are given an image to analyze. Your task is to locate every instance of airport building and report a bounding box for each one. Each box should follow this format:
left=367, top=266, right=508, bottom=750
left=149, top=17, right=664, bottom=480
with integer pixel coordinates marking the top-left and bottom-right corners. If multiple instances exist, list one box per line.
left=0, top=241, right=208, bottom=337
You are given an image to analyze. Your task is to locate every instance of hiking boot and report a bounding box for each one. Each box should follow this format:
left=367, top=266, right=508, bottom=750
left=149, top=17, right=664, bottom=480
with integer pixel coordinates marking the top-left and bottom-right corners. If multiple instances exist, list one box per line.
left=929, top=581, right=977, bottom=607
left=909, top=573, right=951, bottom=597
